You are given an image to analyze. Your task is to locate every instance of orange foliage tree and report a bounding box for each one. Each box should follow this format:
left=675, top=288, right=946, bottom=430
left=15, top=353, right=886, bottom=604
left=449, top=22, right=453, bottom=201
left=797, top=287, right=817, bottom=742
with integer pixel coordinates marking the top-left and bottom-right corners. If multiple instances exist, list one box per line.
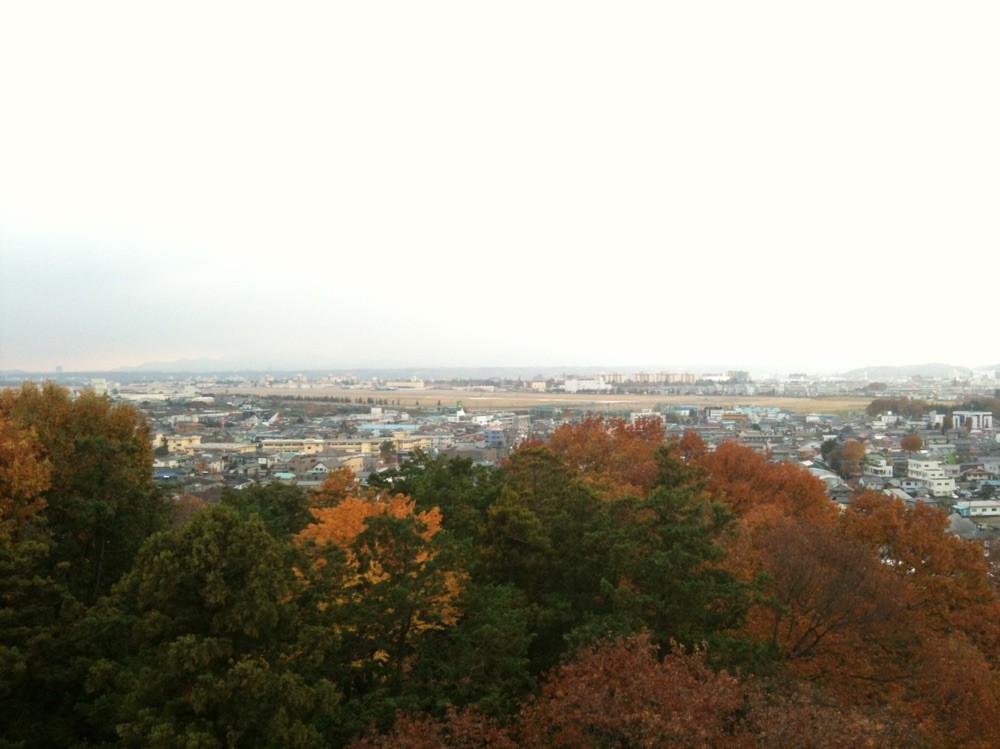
left=691, top=437, right=837, bottom=528
left=0, top=414, right=50, bottom=534
left=737, top=517, right=905, bottom=684
left=295, top=471, right=463, bottom=695
left=547, top=415, right=665, bottom=498
left=843, top=492, right=997, bottom=639
left=680, top=433, right=1000, bottom=743
left=310, top=466, right=376, bottom=507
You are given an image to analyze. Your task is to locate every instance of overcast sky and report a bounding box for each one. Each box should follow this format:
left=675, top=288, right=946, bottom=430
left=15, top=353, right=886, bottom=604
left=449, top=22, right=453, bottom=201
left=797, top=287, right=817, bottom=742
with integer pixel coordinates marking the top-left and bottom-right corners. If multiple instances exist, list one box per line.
left=1, top=1, right=997, bottom=374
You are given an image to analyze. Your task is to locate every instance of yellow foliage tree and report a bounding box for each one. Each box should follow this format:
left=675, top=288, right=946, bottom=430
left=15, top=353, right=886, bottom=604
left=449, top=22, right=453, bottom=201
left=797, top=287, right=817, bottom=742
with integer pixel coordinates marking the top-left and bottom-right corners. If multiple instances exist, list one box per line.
left=295, top=472, right=463, bottom=691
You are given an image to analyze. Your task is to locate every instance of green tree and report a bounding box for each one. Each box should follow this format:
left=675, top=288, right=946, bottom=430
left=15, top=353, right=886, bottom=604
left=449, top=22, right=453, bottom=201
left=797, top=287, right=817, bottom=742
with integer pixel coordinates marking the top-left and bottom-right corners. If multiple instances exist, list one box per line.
left=0, top=382, right=170, bottom=603
left=379, top=440, right=396, bottom=462
left=589, top=484, right=748, bottom=652
left=478, top=442, right=749, bottom=674
left=84, top=506, right=337, bottom=748
left=221, top=481, right=312, bottom=537
left=406, top=583, right=533, bottom=718
left=368, top=451, right=501, bottom=542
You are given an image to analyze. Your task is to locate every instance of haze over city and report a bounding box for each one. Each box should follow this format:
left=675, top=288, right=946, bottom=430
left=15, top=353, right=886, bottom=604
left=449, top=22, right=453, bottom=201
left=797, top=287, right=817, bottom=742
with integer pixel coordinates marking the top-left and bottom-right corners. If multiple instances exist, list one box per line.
left=2, top=2, right=997, bottom=373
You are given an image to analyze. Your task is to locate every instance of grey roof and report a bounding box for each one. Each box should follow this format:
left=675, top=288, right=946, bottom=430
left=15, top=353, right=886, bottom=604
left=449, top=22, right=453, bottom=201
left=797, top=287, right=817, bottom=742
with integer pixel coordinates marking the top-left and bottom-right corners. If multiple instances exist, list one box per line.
left=947, top=513, right=987, bottom=541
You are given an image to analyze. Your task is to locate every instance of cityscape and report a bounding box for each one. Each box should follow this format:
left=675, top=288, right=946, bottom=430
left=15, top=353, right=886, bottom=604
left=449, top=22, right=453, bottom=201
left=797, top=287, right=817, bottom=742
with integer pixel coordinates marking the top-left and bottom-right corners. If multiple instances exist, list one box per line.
left=9, top=363, right=1000, bottom=540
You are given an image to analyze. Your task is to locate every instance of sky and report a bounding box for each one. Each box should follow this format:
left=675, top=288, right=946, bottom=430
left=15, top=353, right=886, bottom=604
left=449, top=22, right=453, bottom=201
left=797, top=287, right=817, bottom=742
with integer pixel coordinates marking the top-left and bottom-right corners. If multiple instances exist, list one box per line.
left=1, top=1, right=998, bottom=375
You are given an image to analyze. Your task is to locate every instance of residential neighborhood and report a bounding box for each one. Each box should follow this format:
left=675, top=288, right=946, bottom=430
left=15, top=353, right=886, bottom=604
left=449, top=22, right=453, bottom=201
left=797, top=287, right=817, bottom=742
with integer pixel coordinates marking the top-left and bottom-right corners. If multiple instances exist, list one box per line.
left=19, top=365, right=1000, bottom=541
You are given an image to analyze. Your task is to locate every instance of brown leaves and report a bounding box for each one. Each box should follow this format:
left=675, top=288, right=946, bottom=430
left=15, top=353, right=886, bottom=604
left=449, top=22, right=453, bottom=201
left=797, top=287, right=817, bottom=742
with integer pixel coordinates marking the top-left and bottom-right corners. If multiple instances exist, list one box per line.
left=0, top=414, right=50, bottom=534
left=359, top=634, right=918, bottom=748
left=840, top=438, right=867, bottom=475
left=741, top=518, right=905, bottom=682
left=693, top=439, right=837, bottom=527
left=547, top=416, right=665, bottom=499
left=844, top=492, right=995, bottom=633
left=518, top=634, right=744, bottom=748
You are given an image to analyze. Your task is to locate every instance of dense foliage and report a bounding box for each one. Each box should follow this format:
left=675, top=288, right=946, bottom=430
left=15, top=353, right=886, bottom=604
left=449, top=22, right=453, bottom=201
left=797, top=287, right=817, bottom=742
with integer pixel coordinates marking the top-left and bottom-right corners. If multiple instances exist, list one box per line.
left=3, top=397, right=1000, bottom=747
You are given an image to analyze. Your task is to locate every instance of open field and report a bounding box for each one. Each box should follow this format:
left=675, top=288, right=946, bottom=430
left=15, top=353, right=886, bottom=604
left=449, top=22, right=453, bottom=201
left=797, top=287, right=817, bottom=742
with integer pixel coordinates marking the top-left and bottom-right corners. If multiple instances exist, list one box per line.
left=205, top=387, right=873, bottom=416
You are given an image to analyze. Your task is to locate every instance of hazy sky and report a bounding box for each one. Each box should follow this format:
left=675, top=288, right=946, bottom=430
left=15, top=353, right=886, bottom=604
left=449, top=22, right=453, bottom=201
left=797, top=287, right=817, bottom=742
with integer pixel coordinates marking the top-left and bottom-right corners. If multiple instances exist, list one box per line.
left=2, top=2, right=997, bottom=374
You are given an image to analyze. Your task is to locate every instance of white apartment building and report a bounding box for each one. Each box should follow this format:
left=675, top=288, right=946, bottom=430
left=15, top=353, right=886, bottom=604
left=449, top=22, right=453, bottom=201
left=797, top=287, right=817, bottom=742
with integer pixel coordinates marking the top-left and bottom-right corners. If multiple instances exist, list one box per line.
left=907, top=456, right=957, bottom=497
left=563, top=378, right=611, bottom=393
left=952, top=411, right=993, bottom=431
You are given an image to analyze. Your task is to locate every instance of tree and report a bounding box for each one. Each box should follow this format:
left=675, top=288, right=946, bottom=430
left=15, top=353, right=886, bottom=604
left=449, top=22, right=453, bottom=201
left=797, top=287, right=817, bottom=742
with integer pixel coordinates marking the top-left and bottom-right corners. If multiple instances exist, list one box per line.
left=484, top=446, right=610, bottom=670
left=348, top=707, right=516, bottom=749
left=0, top=413, right=50, bottom=534
left=482, top=440, right=750, bottom=672
left=592, top=484, right=749, bottom=652
left=900, top=433, right=923, bottom=455
left=547, top=416, right=665, bottom=499
left=0, top=382, right=170, bottom=603
left=296, top=490, right=464, bottom=724
left=739, top=517, right=904, bottom=676
left=367, top=451, right=501, bottom=542
left=221, top=481, right=312, bottom=537
left=84, top=506, right=337, bottom=748
left=379, top=440, right=396, bottom=463
left=742, top=676, right=919, bottom=748
left=517, top=634, right=745, bottom=748
left=693, top=438, right=837, bottom=527
left=0, top=415, right=76, bottom=747
left=310, top=466, right=376, bottom=508
left=866, top=397, right=929, bottom=420
left=839, top=439, right=866, bottom=478
left=842, top=493, right=996, bottom=638
left=405, top=583, right=534, bottom=717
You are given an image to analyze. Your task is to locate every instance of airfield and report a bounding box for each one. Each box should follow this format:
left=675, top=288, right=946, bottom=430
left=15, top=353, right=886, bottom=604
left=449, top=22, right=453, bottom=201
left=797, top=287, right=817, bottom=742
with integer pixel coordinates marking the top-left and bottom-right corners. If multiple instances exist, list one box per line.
left=206, top=386, right=872, bottom=417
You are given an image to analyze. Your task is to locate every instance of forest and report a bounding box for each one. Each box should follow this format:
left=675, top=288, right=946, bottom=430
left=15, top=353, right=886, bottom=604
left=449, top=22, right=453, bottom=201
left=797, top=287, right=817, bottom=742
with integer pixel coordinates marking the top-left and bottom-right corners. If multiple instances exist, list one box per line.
left=3, top=382, right=1000, bottom=748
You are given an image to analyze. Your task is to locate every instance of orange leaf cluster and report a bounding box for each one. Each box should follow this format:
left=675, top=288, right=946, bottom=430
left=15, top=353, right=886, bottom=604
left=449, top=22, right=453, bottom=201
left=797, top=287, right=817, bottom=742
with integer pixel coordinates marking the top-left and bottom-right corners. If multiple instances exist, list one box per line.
left=547, top=415, right=665, bottom=499
left=693, top=438, right=837, bottom=528
left=0, top=414, right=50, bottom=534
left=310, top=466, right=376, bottom=508
left=296, top=470, right=461, bottom=645
left=299, top=494, right=441, bottom=553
